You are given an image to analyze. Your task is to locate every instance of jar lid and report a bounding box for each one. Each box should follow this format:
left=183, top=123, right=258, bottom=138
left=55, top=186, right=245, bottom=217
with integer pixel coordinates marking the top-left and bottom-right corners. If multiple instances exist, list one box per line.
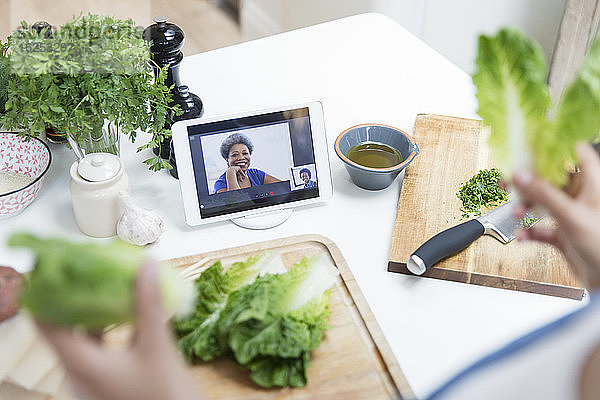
left=77, top=153, right=121, bottom=182
left=142, top=16, right=185, bottom=55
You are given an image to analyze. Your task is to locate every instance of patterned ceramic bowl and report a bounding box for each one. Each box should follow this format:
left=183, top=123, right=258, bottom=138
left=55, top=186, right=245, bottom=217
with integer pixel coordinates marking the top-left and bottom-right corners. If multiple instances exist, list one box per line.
left=0, top=133, right=52, bottom=218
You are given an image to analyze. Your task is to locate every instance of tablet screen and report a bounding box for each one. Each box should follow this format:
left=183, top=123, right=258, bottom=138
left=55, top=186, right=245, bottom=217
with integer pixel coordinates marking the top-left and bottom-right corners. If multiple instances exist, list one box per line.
left=186, top=107, right=320, bottom=218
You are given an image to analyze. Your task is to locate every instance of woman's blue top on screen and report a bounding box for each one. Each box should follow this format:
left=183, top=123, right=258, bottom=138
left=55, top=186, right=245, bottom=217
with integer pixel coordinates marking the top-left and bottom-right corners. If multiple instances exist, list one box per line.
left=213, top=168, right=266, bottom=193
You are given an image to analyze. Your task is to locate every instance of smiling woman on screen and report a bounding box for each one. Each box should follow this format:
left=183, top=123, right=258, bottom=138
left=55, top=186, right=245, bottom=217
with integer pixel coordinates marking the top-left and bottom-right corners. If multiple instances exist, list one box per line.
left=214, top=133, right=281, bottom=194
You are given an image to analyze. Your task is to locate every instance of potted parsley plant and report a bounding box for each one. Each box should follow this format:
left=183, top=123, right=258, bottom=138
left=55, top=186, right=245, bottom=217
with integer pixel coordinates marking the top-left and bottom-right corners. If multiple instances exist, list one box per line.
left=0, top=40, right=8, bottom=115
left=0, top=14, right=178, bottom=171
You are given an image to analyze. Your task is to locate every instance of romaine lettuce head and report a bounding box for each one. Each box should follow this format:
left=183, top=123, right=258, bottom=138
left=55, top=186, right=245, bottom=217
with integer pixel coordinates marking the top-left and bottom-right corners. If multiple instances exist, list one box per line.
left=174, top=252, right=286, bottom=361
left=474, top=28, right=600, bottom=186
left=473, top=28, right=551, bottom=180
left=217, top=255, right=338, bottom=387
left=174, top=253, right=339, bottom=388
left=551, top=35, right=600, bottom=185
left=8, top=233, right=194, bottom=330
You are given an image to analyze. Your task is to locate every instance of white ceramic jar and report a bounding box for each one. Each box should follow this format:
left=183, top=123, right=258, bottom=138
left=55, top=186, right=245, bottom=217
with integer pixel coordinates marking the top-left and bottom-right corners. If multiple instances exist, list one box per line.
left=69, top=153, right=129, bottom=237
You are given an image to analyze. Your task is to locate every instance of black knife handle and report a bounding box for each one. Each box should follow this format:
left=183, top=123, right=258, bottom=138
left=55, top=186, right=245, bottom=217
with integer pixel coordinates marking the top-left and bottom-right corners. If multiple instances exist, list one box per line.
left=407, top=219, right=485, bottom=275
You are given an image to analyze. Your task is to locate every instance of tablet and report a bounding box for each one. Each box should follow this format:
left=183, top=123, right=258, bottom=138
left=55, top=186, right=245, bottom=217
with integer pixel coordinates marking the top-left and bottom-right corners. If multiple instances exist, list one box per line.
left=171, top=101, right=333, bottom=227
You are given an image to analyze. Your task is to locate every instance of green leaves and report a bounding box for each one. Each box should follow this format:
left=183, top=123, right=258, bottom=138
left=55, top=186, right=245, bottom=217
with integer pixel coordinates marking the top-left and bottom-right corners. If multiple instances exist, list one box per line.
left=456, top=168, right=508, bottom=218
left=474, top=28, right=600, bottom=187
left=549, top=35, right=600, bottom=185
left=0, top=14, right=177, bottom=170
left=173, top=253, right=339, bottom=388
left=174, top=253, right=287, bottom=361
left=473, top=28, right=550, bottom=181
left=0, top=40, right=9, bottom=114
left=7, top=233, right=195, bottom=330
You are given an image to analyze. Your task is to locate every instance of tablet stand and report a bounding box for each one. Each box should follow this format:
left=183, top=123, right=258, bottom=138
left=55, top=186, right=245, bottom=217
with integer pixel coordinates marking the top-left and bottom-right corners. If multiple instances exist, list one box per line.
left=231, top=209, right=293, bottom=230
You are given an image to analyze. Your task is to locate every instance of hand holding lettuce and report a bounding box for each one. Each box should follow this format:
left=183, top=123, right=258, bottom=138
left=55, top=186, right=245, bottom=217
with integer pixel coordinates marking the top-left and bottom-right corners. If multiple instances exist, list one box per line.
left=8, top=233, right=338, bottom=389
left=473, top=28, right=600, bottom=187
left=7, top=233, right=195, bottom=330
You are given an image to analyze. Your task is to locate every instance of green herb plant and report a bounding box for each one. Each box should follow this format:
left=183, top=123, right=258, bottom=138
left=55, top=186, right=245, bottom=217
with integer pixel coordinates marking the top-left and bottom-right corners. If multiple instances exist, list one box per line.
left=0, top=40, right=9, bottom=114
left=0, top=14, right=179, bottom=171
left=474, top=28, right=600, bottom=187
left=456, top=168, right=508, bottom=218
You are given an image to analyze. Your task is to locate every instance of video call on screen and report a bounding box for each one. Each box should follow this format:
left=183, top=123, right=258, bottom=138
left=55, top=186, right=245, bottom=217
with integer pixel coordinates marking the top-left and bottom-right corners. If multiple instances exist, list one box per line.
left=187, top=108, right=320, bottom=218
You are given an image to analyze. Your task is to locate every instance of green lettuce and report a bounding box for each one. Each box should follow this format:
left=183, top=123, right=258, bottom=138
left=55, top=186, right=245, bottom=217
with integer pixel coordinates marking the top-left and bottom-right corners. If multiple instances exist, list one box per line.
left=473, top=28, right=600, bottom=186
left=174, top=252, right=287, bottom=361
left=8, top=233, right=195, bottom=330
left=551, top=36, right=600, bottom=183
left=174, top=253, right=339, bottom=388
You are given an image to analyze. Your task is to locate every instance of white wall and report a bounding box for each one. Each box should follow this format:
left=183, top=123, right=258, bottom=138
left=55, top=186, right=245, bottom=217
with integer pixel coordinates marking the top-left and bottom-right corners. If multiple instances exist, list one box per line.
left=419, top=0, right=566, bottom=74
left=241, top=0, right=567, bottom=74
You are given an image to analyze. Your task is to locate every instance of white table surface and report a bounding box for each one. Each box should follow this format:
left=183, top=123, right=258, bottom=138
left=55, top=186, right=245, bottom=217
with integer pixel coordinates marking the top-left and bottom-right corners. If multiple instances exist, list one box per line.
left=0, top=13, right=585, bottom=399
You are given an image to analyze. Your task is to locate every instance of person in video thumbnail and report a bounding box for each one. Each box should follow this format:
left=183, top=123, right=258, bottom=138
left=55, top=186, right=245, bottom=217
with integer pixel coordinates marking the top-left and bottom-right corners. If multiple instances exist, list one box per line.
left=214, top=133, right=281, bottom=193
left=299, top=168, right=317, bottom=188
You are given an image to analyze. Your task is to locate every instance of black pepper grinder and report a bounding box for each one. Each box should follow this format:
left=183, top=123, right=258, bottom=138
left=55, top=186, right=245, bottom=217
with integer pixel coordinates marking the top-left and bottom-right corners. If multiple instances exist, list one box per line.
left=31, top=21, right=53, bottom=38
left=143, top=16, right=184, bottom=90
left=153, top=85, right=203, bottom=159
left=166, top=86, right=204, bottom=179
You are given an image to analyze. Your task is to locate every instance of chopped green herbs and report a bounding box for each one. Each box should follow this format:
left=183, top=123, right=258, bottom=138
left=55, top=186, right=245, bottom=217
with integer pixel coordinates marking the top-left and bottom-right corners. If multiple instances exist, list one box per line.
left=521, top=214, right=537, bottom=228
left=457, top=168, right=508, bottom=218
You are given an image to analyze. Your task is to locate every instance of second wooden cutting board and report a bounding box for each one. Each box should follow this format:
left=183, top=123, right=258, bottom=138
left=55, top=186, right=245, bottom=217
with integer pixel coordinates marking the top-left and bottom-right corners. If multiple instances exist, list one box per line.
left=388, top=114, right=584, bottom=300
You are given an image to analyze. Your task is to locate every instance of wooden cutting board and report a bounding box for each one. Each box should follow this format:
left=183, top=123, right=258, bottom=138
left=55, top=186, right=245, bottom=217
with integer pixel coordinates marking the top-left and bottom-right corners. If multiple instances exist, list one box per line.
left=106, top=235, right=415, bottom=400
left=387, top=114, right=585, bottom=300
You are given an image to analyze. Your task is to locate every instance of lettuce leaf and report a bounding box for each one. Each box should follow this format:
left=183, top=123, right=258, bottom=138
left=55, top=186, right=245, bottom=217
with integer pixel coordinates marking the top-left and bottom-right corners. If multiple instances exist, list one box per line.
left=8, top=233, right=195, bottom=330
left=473, top=28, right=551, bottom=180
left=174, top=253, right=339, bottom=388
left=246, top=352, right=310, bottom=388
left=473, top=28, right=600, bottom=186
left=218, top=255, right=337, bottom=387
left=550, top=35, right=600, bottom=185
left=173, top=252, right=286, bottom=361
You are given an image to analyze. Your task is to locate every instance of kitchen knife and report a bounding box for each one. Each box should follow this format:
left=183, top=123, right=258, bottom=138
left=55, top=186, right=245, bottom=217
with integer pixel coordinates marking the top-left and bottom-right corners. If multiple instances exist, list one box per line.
left=406, top=200, right=535, bottom=275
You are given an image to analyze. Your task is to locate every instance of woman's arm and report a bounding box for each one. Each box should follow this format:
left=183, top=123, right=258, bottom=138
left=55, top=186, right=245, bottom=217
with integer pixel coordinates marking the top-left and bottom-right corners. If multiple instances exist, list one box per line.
left=215, top=166, right=243, bottom=193
left=263, top=173, right=281, bottom=184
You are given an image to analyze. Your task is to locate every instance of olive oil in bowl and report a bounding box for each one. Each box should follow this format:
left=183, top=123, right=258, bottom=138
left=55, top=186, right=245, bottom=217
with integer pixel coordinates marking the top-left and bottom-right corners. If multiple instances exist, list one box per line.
left=346, top=142, right=403, bottom=169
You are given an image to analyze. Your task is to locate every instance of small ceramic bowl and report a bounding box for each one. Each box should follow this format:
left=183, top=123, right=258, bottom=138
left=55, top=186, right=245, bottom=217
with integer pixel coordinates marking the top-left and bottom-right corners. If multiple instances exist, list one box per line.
left=0, top=133, right=52, bottom=217
left=334, top=124, right=419, bottom=190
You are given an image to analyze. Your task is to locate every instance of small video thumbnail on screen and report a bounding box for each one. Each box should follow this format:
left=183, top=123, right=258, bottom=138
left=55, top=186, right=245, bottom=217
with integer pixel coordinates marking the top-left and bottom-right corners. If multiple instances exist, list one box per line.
left=200, top=122, right=317, bottom=195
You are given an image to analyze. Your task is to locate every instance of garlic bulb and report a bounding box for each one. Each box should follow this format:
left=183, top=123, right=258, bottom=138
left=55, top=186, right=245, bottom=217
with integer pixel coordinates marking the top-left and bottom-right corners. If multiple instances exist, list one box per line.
left=117, top=192, right=164, bottom=246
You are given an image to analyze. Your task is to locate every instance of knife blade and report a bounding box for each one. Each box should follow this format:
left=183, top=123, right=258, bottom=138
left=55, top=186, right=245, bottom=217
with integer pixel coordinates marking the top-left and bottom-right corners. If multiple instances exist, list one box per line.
left=406, top=200, right=540, bottom=275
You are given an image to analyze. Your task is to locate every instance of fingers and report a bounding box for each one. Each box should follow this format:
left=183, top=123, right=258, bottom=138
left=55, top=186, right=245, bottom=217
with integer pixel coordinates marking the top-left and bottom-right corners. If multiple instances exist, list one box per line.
left=37, top=322, right=103, bottom=371
left=513, top=169, right=574, bottom=223
left=574, top=143, right=600, bottom=203
left=516, top=226, right=562, bottom=249
left=134, top=261, right=171, bottom=350
left=513, top=203, right=528, bottom=220
left=577, top=142, right=600, bottom=176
